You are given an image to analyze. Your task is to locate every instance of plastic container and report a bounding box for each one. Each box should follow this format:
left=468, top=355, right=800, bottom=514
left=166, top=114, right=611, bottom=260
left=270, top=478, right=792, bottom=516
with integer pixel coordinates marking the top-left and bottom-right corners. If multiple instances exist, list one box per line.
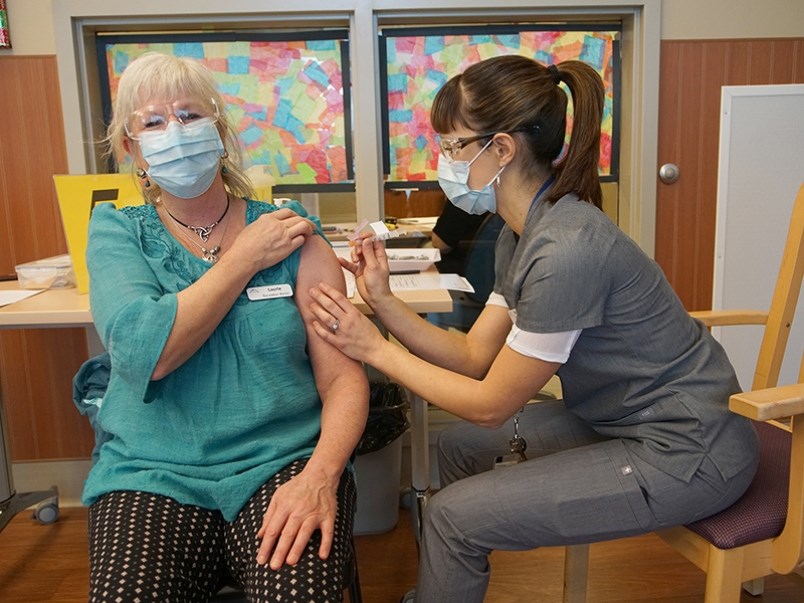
left=354, top=436, right=403, bottom=535
left=15, top=254, right=76, bottom=289
left=386, top=248, right=441, bottom=273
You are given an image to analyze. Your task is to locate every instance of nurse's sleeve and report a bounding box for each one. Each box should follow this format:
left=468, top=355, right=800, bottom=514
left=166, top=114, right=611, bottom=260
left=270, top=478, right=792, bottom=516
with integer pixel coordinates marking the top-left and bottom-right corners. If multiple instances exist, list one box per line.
left=86, top=203, right=178, bottom=398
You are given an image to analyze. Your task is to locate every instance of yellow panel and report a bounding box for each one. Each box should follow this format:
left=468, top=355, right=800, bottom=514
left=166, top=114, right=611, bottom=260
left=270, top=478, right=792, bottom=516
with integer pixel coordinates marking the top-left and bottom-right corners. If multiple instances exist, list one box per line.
left=53, top=173, right=144, bottom=293
left=602, top=181, right=619, bottom=225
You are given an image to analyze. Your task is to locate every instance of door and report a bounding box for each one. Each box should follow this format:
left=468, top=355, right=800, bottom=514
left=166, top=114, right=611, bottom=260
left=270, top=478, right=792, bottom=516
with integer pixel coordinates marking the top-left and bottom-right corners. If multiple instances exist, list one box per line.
left=655, top=38, right=804, bottom=311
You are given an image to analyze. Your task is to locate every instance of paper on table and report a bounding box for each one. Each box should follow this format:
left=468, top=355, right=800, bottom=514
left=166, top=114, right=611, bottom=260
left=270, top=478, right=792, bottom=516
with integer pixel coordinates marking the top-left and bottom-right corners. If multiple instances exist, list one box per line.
left=0, top=289, right=44, bottom=308
left=390, top=273, right=474, bottom=293
left=331, top=247, right=471, bottom=295
left=339, top=269, right=471, bottom=297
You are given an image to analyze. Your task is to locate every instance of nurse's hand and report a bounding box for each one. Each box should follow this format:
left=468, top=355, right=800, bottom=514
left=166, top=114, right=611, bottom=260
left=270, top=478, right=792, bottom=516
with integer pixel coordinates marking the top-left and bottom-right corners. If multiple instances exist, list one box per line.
left=309, top=282, right=388, bottom=363
left=338, top=237, right=393, bottom=310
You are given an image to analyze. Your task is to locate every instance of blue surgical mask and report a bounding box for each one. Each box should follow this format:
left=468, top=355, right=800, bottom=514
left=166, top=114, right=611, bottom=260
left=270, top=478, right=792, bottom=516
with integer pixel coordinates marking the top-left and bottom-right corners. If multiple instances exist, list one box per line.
left=437, top=139, right=506, bottom=215
left=138, top=118, right=224, bottom=199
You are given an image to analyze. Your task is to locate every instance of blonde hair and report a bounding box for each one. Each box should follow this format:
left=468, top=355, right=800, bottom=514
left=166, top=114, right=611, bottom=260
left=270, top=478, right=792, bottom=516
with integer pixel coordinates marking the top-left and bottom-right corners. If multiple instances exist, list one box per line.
left=431, top=54, right=604, bottom=208
left=104, top=52, right=254, bottom=204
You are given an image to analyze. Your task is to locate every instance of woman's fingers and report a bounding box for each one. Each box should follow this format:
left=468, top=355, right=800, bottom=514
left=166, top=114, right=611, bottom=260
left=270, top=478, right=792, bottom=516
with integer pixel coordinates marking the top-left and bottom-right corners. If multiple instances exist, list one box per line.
left=337, top=256, right=360, bottom=275
left=311, top=281, right=352, bottom=313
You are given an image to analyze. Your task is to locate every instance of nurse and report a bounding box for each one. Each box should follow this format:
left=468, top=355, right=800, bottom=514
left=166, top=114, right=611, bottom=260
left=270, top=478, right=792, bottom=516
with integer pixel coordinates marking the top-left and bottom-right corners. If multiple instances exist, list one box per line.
left=308, top=54, right=758, bottom=602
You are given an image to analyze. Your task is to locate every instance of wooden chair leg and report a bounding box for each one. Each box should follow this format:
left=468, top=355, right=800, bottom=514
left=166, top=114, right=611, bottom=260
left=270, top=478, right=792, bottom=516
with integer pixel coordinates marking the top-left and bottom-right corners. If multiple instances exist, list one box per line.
left=704, top=546, right=744, bottom=603
left=563, top=544, right=589, bottom=603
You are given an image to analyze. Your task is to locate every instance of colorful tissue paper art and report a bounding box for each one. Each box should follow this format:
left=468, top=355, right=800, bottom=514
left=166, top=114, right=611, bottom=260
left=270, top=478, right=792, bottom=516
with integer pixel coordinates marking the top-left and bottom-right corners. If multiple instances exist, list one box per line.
left=0, top=1, right=11, bottom=49
left=385, top=29, right=619, bottom=183
left=103, top=38, right=349, bottom=186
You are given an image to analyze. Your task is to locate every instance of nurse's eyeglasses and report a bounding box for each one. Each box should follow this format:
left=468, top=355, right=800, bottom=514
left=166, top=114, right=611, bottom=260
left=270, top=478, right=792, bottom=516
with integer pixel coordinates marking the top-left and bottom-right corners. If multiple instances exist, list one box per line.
left=437, top=133, right=496, bottom=161
left=437, top=124, right=543, bottom=161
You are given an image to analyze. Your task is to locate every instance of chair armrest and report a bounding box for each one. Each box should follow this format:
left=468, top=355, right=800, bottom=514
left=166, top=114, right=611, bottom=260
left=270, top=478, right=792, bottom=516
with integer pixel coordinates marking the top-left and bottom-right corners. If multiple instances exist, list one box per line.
left=730, top=383, right=804, bottom=421
left=689, top=309, right=769, bottom=327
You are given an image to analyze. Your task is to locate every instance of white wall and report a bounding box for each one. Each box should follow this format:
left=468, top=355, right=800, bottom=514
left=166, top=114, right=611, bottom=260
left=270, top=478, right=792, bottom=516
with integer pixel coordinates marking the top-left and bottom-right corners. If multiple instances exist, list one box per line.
left=661, top=0, right=804, bottom=40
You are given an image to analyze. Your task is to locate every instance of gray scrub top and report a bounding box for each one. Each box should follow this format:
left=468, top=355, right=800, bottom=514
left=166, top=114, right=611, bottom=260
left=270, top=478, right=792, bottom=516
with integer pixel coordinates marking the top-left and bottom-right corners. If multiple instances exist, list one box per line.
left=494, top=193, right=757, bottom=483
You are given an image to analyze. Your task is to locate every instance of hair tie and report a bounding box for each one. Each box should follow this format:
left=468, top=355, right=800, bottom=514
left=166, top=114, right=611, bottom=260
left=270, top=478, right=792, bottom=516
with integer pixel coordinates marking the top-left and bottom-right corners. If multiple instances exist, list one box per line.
left=547, top=64, right=561, bottom=85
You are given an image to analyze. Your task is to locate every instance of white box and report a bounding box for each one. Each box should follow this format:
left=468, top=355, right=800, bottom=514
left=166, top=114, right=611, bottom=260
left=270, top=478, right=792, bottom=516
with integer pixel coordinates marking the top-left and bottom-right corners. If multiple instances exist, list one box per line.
left=15, top=254, right=76, bottom=289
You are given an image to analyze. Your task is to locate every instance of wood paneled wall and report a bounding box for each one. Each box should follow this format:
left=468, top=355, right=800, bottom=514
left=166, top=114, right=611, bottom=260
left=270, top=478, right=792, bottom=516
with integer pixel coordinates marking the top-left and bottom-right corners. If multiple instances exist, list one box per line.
left=655, top=38, right=804, bottom=311
left=0, top=56, right=93, bottom=461
left=384, top=189, right=447, bottom=219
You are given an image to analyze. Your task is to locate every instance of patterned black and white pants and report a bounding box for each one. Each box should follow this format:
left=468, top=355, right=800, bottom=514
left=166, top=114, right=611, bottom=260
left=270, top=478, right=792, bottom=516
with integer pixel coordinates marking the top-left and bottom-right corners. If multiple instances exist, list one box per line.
left=88, top=459, right=356, bottom=603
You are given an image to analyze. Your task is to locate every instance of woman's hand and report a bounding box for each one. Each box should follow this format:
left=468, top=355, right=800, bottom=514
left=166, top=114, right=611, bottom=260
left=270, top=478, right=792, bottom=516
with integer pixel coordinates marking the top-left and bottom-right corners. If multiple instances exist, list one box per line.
left=309, top=281, right=388, bottom=363
left=231, top=208, right=315, bottom=272
left=339, top=237, right=394, bottom=309
left=256, top=467, right=339, bottom=569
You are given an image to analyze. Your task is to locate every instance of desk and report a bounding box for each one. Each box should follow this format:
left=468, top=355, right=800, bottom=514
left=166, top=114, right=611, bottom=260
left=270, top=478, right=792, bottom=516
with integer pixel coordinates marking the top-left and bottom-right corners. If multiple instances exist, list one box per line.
left=0, top=279, right=452, bottom=323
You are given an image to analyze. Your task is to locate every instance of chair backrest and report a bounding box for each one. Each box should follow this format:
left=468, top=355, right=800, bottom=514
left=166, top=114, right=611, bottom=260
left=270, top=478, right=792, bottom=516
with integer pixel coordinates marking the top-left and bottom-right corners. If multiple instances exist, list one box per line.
left=751, top=183, right=804, bottom=391
left=691, top=183, right=804, bottom=393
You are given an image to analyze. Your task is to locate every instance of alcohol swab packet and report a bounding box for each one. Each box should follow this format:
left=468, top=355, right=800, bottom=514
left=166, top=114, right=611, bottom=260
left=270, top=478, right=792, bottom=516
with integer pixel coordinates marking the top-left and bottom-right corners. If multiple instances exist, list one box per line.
left=348, top=219, right=405, bottom=246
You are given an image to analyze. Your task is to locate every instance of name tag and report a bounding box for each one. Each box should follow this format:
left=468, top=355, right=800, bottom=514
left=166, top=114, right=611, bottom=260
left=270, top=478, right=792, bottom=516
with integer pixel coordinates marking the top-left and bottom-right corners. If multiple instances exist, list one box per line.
left=247, top=284, right=293, bottom=301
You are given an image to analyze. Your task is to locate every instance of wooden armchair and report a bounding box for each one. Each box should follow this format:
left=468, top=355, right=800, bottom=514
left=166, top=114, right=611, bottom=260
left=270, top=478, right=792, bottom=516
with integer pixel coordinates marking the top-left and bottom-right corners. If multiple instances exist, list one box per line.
left=563, top=182, right=804, bottom=602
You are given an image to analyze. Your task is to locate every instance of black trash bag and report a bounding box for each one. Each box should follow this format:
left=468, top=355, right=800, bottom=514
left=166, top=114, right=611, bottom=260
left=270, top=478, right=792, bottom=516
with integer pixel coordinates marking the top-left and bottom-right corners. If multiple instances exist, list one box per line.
left=356, top=381, right=410, bottom=456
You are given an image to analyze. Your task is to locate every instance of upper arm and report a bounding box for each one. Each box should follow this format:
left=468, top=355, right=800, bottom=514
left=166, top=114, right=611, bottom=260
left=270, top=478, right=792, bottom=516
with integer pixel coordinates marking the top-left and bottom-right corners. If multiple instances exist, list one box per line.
left=295, top=236, right=365, bottom=392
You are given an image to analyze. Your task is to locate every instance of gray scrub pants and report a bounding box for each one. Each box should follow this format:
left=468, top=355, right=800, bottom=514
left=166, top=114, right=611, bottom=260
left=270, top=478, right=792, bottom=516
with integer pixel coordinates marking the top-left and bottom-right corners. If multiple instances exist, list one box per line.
left=414, top=400, right=757, bottom=603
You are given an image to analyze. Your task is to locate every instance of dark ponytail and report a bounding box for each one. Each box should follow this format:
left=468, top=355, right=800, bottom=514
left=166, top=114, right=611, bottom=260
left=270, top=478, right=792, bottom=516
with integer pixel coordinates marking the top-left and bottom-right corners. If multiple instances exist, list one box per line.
left=548, top=61, right=604, bottom=208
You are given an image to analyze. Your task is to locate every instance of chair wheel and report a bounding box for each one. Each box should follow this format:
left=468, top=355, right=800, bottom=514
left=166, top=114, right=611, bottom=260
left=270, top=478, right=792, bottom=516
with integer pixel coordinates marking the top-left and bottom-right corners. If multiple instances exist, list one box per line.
left=34, top=499, right=59, bottom=524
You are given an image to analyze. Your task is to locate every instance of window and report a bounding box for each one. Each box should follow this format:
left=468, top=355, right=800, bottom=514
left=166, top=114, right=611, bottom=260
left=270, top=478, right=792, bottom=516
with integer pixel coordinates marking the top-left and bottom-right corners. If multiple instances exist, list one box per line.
left=380, top=25, right=621, bottom=188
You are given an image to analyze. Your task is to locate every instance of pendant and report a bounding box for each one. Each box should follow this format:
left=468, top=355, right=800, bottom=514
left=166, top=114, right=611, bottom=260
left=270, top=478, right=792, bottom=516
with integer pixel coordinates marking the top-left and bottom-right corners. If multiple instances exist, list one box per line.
left=201, top=245, right=221, bottom=263
left=188, top=224, right=216, bottom=242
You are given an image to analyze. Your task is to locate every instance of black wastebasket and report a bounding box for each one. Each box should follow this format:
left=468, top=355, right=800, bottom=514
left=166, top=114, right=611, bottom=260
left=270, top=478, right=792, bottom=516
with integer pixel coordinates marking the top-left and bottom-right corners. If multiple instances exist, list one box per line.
left=356, top=381, right=410, bottom=456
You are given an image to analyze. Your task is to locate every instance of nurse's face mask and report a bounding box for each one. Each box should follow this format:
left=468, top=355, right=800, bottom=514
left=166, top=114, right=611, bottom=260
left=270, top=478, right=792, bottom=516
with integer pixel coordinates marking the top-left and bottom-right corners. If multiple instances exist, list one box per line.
left=437, top=135, right=505, bottom=215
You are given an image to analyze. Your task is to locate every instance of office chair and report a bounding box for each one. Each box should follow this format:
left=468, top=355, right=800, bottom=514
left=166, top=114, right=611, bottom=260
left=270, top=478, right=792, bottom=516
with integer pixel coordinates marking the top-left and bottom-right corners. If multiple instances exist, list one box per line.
left=431, top=213, right=505, bottom=332
left=0, top=384, right=59, bottom=533
left=562, top=182, right=804, bottom=602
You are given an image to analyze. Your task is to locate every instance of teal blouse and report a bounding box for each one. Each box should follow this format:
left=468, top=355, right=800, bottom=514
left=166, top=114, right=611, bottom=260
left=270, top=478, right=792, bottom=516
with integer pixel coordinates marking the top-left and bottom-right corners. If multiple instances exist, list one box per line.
left=84, top=199, right=324, bottom=521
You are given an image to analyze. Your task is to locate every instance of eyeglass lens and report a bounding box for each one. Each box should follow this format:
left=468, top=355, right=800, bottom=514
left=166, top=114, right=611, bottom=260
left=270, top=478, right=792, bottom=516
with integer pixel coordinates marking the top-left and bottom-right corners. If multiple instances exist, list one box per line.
left=127, top=98, right=217, bottom=138
left=438, top=134, right=490, bottom=160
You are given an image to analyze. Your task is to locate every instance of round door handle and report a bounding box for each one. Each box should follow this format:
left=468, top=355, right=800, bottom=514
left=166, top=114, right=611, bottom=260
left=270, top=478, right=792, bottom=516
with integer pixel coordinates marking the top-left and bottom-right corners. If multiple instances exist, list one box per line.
left=659, top=163, right=680, bottom=184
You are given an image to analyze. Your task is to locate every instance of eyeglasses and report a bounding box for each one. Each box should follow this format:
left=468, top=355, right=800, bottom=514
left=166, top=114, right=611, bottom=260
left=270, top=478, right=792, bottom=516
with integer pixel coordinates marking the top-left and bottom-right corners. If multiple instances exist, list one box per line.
left=437, top=133, right=496, bottom=161
left=125, top=98, right=219, bottom=140
left=437, top=124, right=543, bottom=160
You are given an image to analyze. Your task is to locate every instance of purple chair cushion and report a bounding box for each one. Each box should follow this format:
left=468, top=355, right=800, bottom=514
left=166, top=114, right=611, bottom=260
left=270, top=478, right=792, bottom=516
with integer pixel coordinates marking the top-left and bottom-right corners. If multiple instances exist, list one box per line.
left=685, top=421, right=790, bottom=549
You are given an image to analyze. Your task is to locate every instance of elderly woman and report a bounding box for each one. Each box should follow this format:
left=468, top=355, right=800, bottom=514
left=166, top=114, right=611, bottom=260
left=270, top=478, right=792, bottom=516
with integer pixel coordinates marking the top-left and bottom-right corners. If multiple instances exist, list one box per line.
left=80, top=51, right=368, bottom=602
